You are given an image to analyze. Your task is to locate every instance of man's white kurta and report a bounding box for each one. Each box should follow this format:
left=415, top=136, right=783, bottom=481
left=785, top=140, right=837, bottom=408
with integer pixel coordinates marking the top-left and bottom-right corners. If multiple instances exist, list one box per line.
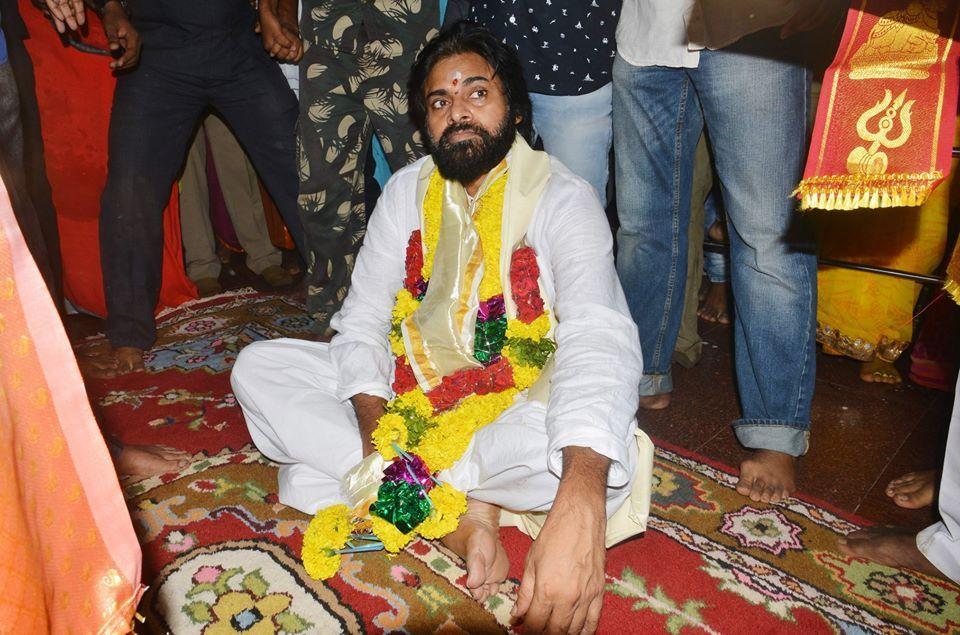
left=917, top=374, right=960, bottom=583
left=232, top=154, right=646, bottom=519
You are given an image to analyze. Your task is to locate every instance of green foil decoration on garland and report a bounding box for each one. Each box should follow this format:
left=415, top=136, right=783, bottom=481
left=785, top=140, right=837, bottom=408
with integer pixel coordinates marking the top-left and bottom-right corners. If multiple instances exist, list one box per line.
left=474, top=315, right=508, bottom=364
left=370, top=480, right=432, bottom=533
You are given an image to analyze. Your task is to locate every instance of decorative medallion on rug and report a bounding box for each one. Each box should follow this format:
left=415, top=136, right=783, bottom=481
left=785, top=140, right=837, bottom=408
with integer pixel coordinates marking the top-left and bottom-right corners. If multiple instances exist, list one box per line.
left=78, top=289, right=960, bottom=633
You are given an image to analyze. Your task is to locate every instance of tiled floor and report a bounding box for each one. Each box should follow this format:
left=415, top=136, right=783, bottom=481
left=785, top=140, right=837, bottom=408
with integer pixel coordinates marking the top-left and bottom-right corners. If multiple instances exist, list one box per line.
left=67, top=251, right=954, bottom=534
left=641, top=318, right=952, bottom=533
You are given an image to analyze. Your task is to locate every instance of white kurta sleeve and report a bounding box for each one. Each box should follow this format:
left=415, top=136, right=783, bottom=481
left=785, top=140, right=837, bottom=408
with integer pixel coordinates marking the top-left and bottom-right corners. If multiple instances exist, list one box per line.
left=328, top=175, right=412, bottom=402
left=537, top=178, right=644, bottom=488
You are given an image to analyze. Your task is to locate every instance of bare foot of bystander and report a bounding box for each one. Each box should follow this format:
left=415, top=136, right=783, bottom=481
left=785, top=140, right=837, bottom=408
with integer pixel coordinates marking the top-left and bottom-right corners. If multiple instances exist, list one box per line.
left=116, top=445, right=191, bottom=481
left=860, top=357, right=902, bottom=384
left=885, top=470, right=938, bottom=509
left=638, top=393, right=671, bottom=410
left=698, top=281, right=730, bottom=324
left=838, top=526, right=945, bottom=579
left=78, top=344, right=145, bottom=379
left=736, top=449, right=797, bottom=504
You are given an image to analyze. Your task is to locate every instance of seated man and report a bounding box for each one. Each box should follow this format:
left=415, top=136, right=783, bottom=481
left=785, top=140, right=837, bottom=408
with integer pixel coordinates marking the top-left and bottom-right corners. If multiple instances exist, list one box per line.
left=232, top=23, right=652, bottom=633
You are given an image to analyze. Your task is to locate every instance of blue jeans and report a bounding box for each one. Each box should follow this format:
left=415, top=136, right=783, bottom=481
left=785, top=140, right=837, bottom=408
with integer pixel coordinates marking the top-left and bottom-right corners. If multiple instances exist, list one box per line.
left=613, top=44, right=817, bottom=457
left=530, top=83, right=612, bottom=208
left=702, top=185, right=728, bottom=284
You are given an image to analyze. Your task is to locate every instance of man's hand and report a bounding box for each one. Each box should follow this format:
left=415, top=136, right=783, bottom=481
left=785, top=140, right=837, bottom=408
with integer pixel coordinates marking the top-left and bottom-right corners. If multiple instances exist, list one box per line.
left=44, top=0, right=85, bottom=33
left=259, top=0, right=303, bottom=62
left=513, top=447, right=610, bottom=634
left=351, top=393, right=386, bottom=457
left=102, top=1, right=140, bottom=70
left=780, top=0, right=835, bottom=39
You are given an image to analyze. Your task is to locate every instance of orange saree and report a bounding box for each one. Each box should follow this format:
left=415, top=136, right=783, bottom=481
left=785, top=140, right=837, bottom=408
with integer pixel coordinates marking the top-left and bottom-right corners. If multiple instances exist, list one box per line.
left=0, top=180, right=143, bottom=631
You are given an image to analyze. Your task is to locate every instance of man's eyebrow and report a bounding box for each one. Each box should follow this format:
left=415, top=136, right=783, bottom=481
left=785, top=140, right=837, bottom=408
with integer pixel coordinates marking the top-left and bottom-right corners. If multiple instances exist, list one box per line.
left=426, top=76, right=491, bottom=100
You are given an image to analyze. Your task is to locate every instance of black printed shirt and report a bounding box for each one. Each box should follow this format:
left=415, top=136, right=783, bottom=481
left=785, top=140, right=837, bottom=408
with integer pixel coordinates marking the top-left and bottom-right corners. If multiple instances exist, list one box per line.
left=469, top=0, right=620, bottom=96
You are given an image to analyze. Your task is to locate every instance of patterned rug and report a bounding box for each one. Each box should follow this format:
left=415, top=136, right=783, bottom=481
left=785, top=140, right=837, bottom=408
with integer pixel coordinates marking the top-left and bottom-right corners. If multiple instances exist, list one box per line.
left=77, top=289, right=960, bottom=634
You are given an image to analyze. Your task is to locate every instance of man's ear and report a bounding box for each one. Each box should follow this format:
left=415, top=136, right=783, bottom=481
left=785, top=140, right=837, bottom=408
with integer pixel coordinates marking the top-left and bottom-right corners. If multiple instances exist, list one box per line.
left=515, top=113, right=523, bottom=125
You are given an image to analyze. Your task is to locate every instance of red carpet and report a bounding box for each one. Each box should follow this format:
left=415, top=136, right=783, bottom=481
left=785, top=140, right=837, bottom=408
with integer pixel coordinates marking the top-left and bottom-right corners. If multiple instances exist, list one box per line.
left=78, top=289, right=960, bottom=633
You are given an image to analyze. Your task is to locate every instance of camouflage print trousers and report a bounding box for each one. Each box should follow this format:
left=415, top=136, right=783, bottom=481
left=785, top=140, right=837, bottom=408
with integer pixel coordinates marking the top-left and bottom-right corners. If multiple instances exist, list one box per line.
left=298, top=0, right=440, bottom=332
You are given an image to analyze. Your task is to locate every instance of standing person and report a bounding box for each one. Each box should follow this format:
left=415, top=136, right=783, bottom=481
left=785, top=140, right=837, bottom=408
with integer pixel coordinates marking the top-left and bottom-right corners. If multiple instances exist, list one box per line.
left=614, top=0, right=832, bottom=503
left=179, top=113, right=294, bottom=297
left=57, top=0, right=306, bottom=377
left=468, top=0, right=619, bottom=207
left=286, top=0, right=440, bottom=336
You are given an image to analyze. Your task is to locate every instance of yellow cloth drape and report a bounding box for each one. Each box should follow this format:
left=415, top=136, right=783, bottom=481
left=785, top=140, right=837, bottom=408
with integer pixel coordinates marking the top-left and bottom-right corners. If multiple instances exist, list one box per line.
left=817, top=162, right=953, bottom=361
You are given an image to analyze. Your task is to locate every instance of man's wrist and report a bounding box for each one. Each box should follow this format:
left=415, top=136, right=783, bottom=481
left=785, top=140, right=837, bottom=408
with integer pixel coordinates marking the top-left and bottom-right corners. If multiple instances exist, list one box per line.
left=350, top=393, right=386, bottom=447
left=275, top=0, right=300, bottom=31
left=556, top=446, right=610, bottom=511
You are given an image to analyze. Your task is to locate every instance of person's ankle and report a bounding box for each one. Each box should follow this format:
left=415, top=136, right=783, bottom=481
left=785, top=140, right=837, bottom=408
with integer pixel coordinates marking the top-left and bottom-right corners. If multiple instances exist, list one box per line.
left=638, top=393, right=671, bottom=410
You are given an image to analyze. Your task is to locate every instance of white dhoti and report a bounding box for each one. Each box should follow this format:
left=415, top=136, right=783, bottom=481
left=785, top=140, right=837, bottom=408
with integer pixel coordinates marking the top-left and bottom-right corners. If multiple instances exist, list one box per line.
left=232, top=338, right=652, bottom=543
left=916, top=375, right=960, bottom=584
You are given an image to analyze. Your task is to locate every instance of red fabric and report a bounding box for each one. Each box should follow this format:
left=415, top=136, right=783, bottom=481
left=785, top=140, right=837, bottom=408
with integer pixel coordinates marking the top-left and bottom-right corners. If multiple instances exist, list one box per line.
left=796, top=1, right=960, bottom=209
left=21, top=2, right=197, bottom=316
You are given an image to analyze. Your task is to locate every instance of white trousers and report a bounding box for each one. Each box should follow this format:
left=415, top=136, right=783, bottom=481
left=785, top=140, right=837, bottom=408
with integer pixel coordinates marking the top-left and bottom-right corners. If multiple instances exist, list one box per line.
left=231, top=338, right=637, bottom=517
left=916, top=375, right=960, bottom=583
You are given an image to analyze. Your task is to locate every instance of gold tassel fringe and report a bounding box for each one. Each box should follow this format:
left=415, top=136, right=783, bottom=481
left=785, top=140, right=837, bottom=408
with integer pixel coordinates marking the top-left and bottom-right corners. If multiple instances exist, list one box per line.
left=943, top=278, right=960, bottom=306
left=793, top=171, right=943, bottom=211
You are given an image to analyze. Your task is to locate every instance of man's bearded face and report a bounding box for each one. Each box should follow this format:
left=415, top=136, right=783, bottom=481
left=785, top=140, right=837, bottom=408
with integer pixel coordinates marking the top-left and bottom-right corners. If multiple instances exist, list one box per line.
left=421, top=52, right=518, bottom=187
left=428, top=111, right=516, bottom=185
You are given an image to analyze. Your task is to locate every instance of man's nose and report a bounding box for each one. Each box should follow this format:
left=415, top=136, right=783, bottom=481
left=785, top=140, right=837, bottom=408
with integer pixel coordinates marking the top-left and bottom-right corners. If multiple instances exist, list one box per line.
left=448, top=96, right=473, bottom=124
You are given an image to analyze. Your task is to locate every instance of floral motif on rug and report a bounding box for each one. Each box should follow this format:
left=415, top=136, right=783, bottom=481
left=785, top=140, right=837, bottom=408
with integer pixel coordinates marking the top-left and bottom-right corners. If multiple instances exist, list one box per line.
left=79, top=289, right=960, bottom=633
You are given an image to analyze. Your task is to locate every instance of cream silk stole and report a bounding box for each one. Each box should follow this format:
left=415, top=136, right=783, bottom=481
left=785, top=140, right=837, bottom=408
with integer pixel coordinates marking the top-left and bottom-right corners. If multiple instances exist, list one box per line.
left=402, top=136, right=552, bottom=391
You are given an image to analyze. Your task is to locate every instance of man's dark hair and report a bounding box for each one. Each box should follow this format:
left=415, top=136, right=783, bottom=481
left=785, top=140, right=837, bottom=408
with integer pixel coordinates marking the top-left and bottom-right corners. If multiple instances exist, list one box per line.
left=408, top=21, right=533, bottom=141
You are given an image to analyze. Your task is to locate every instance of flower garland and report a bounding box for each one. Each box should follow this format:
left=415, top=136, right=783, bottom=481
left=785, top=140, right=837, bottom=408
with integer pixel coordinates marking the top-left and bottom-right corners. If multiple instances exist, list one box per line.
left=303, top=170, right=556, bottom=579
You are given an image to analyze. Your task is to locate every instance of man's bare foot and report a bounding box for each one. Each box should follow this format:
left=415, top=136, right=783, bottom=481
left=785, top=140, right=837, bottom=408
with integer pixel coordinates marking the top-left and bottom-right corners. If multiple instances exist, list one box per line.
left=78, top=346, right=120, bottom=379
left=886, top=470, right=938, bottom=509
left=441, top=498, right=510, bottom=603
left=115, top=346, right=146, bottom=373
left=639, top=393, right=671, bottom=410
left=861, top=358, right=901, bottom=384
left=736, top=450, right=797, bottom=504
left=837, top=526, right=945, bottom=579
left=697, top=281, right=730, bottom=324
left=78, top=344, right=145, bottom=379
left=116, top=445, right=191, bottom=481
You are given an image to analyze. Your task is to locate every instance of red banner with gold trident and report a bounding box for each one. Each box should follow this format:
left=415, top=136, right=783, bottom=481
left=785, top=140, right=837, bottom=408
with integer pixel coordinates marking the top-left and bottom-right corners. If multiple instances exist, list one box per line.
left=795, top=0, right=960, bottom=211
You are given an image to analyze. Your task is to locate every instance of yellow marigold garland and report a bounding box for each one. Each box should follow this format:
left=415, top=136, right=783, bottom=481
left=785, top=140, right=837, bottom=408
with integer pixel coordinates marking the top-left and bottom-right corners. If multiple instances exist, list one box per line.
left=371, top=516, right=414, bottom=553
left=417, top=484, right=469, bottom=539
left=301, top=504, right=352, bottom=580
left=371, top=412, right=408, bottom=460
left=303, top=168, right=553, bottom=580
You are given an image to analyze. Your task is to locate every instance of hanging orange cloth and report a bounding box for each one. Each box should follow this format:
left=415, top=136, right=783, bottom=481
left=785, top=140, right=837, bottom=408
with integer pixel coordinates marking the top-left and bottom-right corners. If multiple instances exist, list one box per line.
left=20, top=0, right=196, bottom=316
left=0, top=180, right=143, bottom=632
left=795, top=0, right=960, bottom=211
